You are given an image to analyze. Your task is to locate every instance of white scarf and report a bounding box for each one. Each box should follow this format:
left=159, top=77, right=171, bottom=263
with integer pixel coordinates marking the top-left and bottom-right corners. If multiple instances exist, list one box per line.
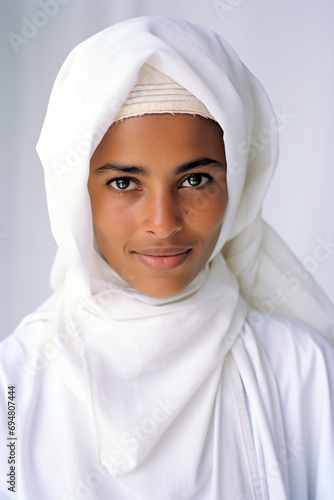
left=35, top=16, right=334, bottom=499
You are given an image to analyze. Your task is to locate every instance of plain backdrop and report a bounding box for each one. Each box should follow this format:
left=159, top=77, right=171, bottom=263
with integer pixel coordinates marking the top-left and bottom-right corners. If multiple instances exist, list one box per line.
left=1, top=0, right=334, bottom=341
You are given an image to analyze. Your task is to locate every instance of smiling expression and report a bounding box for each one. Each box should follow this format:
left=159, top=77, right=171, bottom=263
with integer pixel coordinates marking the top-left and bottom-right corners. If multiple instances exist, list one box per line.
left=88, top=113, right=228, bottom=298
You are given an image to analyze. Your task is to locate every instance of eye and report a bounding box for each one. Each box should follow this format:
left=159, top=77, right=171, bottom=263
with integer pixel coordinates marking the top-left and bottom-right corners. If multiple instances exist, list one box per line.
left=180, top=174, right=212, bottom=189
left=107, top=177, right=138, bottom=191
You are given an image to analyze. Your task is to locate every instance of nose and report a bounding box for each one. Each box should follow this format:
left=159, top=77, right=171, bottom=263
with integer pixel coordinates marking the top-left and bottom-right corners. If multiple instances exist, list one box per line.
left=142, top=188, right=183, bottom=238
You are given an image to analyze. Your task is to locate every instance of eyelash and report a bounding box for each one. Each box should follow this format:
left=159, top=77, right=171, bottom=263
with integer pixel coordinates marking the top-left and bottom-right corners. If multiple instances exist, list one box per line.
left=106, top=173, right=214, bottom=193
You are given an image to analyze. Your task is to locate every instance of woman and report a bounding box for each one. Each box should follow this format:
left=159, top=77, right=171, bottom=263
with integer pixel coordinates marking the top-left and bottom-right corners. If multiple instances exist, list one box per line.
left=1, top=16, right=333, bottom=500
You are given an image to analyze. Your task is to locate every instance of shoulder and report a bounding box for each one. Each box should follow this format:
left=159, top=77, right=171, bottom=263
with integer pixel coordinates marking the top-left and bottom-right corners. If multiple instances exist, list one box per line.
left=248, top=310, right=334, bottom=373
left=0, top=317, right=50, bottom=388
left=247, top=311, right=334, bottom=404
left=0, top=294, right=59, bottom=385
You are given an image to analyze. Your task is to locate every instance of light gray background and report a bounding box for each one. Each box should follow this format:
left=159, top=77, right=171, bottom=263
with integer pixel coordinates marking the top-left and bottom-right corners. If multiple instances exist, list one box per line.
left=1, top=0, right=334, bottom=340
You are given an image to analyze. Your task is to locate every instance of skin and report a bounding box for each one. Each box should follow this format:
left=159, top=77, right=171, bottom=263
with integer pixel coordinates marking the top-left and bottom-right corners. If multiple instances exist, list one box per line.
left=88, top=113, right=228, bottom=298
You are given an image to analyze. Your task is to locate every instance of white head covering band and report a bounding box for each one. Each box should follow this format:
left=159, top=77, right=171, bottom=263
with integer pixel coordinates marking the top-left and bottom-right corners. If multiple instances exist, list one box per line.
left=32, top=16, right=334, bottom=500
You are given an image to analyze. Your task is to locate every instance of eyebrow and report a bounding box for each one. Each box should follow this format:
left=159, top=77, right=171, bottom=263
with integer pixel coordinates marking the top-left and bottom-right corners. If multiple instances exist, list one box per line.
left=93, top=157, right=226, bottom=176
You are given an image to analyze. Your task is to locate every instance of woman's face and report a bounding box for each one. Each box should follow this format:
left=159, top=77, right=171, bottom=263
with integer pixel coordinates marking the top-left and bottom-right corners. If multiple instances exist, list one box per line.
left=88, top=114, right=228, bottom=298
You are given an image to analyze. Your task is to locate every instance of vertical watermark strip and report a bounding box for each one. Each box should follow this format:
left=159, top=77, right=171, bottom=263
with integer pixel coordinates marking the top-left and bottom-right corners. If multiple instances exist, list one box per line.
left=6, top=385, right=17, bottom=493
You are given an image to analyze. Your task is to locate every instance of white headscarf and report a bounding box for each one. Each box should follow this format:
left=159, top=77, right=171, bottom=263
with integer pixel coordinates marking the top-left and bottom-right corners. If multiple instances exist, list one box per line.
left=35, top=16, right=334, bottom=499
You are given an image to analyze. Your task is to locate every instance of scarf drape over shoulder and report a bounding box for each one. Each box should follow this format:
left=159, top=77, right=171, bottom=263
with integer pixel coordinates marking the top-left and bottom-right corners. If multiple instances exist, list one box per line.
left=32, top=15, right=334, bottom=500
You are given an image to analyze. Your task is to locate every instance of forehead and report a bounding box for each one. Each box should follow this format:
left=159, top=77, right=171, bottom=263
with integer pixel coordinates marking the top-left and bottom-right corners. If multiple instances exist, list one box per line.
left=90, top=114, right=225, bottom=170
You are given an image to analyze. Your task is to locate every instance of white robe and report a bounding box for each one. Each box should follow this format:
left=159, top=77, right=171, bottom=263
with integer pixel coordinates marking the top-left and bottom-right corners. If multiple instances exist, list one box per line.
left=0, top=312, right=333, bottom=499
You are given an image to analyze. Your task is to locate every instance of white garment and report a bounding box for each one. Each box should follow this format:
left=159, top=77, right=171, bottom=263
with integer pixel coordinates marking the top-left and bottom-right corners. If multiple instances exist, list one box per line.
left=1, top=16, right=334, bottom=500
left=0, top=313, right=333, bottom=499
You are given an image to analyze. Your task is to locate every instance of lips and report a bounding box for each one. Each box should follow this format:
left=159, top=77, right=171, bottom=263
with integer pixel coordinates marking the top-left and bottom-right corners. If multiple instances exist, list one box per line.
left=132, top=247, right=192, bottom=271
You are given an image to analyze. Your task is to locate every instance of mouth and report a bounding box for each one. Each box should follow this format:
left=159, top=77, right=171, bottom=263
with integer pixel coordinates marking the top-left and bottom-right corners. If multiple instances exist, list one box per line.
left=132, top=247, right=192, bottom=271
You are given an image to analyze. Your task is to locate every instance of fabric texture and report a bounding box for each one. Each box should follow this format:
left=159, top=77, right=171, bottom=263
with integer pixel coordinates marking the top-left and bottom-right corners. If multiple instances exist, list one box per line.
left=113, top=63, right=216, bottom=122
left=1, top=15, right=333, bottom=500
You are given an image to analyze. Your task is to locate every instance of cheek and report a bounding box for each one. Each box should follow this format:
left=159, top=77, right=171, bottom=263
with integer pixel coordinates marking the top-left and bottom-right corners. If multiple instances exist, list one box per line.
left=90, top=194, right=136, bottom=249
left=185, top=186, right=227, bottom=237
